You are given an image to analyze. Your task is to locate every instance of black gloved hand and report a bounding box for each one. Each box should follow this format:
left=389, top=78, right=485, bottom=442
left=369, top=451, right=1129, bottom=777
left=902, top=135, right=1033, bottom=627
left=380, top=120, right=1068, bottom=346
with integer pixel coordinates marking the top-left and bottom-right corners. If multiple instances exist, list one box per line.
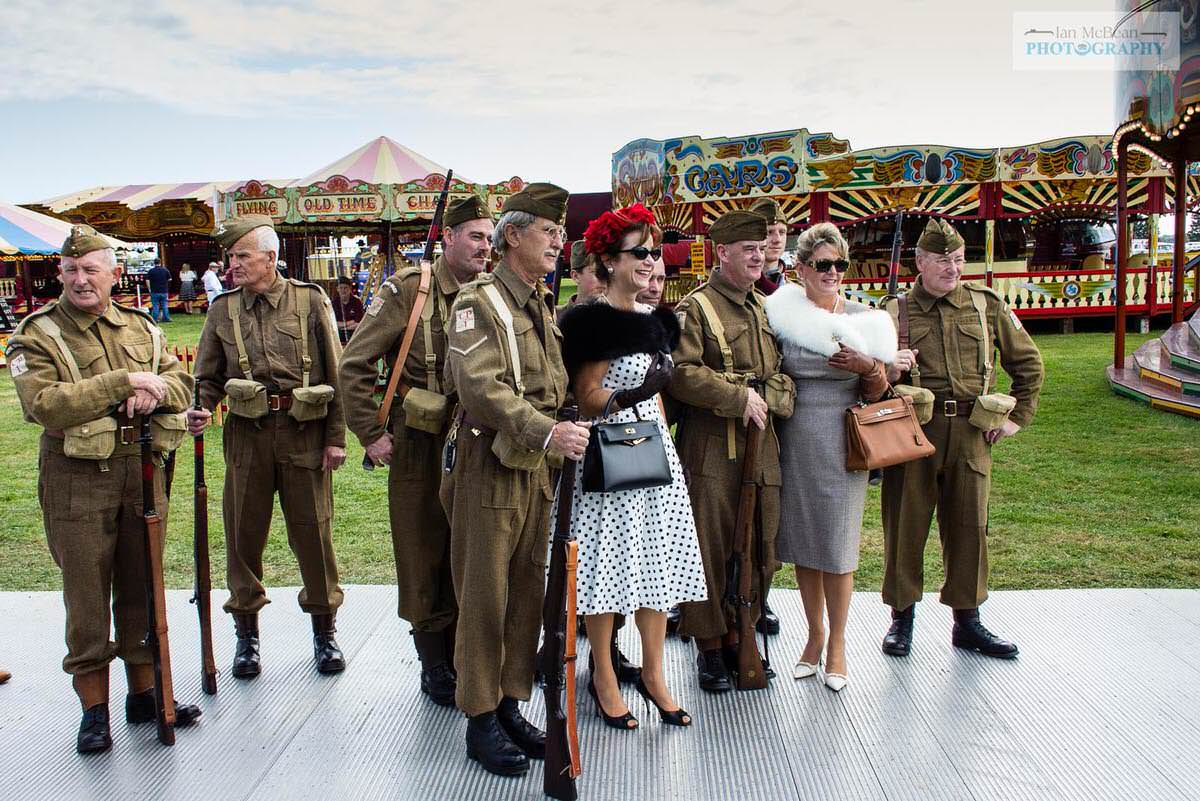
left=611, top=351, right=674, bottom=411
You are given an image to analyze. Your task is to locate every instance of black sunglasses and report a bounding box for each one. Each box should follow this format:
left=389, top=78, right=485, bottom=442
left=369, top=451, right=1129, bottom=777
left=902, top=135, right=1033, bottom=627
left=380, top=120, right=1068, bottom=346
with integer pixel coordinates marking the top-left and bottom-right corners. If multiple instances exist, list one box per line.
left=809, top=258, right=850, bottom=273
left=619, top=246, right=663, bottom=261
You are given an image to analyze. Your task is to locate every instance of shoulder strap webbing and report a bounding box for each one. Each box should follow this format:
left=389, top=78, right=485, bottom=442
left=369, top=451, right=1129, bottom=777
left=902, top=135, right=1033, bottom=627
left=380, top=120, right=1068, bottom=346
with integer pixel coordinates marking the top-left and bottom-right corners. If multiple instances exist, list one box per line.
left=150, top=324, right=162, bottom=374
left=689, top=291, right=738, bottom=460
left=32, top=316, right=82, bottom=383
left=420, top=274, right=440, bottom=394
left=374, top=264, right=432, bottom=428
left=967, top=287, right=994, bottom=390
left=226, top=298, right=254, bottom=381
left=295, top=283, right=312, bottom=388
left=896, top=295, right=921, bottom=388
left=481, top=282, right=524, bottom=398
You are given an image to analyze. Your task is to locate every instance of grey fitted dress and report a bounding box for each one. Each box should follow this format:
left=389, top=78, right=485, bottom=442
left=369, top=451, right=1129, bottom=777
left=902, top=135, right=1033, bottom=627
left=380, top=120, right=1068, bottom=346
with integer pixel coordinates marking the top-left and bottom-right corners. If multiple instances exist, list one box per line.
left=774, top=307, right=874, bottom=573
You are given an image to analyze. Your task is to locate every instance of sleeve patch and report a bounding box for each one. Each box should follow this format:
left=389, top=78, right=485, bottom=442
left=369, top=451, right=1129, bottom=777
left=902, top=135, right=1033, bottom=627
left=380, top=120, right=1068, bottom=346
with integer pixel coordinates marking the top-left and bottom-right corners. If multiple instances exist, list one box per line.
left=1008, top=309, right=1022, bottom=330
left=8, top=353, right=27, bottom=377
left=455, top=308, right=475, bottom=332
left=367, top=295, right=386, bottom=317
left=675, top=310, right=687, bottom=329
left=450, top=336, right=487, bottom=356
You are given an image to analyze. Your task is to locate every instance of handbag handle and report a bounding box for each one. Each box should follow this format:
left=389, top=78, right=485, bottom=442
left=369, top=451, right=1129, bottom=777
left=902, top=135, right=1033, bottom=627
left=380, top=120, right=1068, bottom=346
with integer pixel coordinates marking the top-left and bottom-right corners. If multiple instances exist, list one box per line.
left=600, top=389, right=650, bottom=422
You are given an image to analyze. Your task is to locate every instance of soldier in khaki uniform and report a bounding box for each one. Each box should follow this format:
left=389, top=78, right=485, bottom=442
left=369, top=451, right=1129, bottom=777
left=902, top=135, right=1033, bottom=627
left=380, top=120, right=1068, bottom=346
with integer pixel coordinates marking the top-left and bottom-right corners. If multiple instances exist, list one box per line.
left=668, top=210, right=790, bottom=693
left=186, top=215, right=348, bottom=677
left=338, top=196, right=494, bottom=705
left=441, top=183, right=590, bottom=777
left=880, top=218, right=1044, bottom=658
left=751, top=197, right=789, bottom=299
left=9, top=225, right=201, bottom=753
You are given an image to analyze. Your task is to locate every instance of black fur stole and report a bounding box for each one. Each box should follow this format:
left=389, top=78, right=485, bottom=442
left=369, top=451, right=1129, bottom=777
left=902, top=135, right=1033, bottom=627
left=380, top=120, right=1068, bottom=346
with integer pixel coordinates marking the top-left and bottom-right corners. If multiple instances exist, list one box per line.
left=559, top=302, right=680, bottom=377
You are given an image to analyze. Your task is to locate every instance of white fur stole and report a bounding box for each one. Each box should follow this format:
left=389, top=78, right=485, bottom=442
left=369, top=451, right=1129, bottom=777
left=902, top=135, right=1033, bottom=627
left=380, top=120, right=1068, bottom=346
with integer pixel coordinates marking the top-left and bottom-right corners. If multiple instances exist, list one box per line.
left=763, top=282, right=897, bottom=363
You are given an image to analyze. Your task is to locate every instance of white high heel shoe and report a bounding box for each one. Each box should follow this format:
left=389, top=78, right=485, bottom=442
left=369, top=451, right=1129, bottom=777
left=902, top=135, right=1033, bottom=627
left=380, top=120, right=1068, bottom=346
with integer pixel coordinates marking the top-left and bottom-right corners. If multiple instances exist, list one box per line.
left=792, top=658, right=820, bottom=679
left=822, top=669, right=848, bottom=692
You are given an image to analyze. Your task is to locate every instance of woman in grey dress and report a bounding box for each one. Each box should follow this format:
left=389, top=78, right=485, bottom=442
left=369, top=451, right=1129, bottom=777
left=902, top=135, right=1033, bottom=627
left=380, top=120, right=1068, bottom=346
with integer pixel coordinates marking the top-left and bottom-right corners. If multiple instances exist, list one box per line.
left=764, top=223, right=896, bottom=692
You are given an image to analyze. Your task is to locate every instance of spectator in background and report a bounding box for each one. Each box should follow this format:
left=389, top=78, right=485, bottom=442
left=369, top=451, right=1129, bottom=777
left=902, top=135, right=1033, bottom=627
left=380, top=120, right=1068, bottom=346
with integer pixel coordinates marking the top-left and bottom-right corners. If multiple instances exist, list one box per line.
left=147, top=261, right=172, bottom=322
left=276, top=258, right=289, bottom=279
left=178, top=263, right=198, bottom=314
left=203, top=262, right=224, bottom=306
left=332, top=276, right=365, bottom=344
left=635, top=255, right=667, bottom=307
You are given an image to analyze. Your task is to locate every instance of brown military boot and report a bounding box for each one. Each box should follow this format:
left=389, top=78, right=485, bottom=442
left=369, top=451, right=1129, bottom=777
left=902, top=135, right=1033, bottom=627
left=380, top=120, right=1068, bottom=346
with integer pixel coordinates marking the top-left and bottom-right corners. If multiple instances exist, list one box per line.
left=312, top=613, right=345, bottom=674
left=232, top=613, right=261, bottom=678
left=72, top=669, right=111, bottom=754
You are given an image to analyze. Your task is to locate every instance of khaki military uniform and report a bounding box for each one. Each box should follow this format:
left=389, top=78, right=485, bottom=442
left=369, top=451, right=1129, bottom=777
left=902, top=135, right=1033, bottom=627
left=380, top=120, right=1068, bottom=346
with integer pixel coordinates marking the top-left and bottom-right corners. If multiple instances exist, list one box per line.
left=193, top=274, right=346, bottom=616
left=339, top=255, right=460, bottom=633
left=668, top=270, right=783, bottom=641
left=880, top=279, right=1043, bottom=610
left=441, top=262, right=567, bottom=716
left=9, top=297, right=192, bottom=674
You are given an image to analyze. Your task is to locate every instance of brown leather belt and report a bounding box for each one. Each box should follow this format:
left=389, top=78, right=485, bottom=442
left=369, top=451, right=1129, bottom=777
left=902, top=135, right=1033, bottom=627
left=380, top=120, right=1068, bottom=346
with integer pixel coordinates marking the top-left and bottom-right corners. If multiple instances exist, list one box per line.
left=459, top=410, right=495, bottom=436
left=268, top=393, right=292, bottom=412
left=933, top=397, right=976, bottom=417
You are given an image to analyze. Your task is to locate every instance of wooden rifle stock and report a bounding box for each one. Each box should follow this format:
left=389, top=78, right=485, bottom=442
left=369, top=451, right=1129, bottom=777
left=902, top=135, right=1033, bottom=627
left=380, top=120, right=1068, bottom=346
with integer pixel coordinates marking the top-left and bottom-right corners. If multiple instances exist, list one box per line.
left=192, top=391, right=217, bottom=696
left=364, top=168, right=454, bottom=471
left=886, top=210, right=905, bottom=298
left=140, top=415, right=177, bottom=745
left=541, top=408, right=581, bottom=801
left=732, top=424, right=767, bottom=690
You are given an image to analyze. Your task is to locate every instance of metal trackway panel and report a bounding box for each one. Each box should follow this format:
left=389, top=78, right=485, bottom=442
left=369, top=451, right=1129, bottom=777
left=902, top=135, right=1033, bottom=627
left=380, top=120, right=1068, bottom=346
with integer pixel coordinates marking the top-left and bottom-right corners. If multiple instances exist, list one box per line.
left=1, top=587, right=1198, bottom=801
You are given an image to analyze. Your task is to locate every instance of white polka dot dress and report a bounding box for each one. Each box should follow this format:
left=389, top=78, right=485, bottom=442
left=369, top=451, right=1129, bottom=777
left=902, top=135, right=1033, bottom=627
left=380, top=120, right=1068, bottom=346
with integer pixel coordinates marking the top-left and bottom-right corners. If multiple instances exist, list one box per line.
left=553, top=327, right=708, bottom=617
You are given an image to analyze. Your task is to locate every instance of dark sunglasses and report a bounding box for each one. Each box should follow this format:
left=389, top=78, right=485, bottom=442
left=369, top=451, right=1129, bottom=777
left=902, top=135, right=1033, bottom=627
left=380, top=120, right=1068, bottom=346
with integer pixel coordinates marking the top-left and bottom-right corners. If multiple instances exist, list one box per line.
left=809, top=258, right=850, bottom=273
left=619, top=246, right=663, bottom=261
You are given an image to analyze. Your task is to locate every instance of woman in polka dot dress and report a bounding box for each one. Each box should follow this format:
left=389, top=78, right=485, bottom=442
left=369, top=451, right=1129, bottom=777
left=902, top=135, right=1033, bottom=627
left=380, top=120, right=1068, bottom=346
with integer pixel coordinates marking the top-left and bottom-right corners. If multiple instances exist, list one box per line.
left=557, top=204, right=707, bottom=730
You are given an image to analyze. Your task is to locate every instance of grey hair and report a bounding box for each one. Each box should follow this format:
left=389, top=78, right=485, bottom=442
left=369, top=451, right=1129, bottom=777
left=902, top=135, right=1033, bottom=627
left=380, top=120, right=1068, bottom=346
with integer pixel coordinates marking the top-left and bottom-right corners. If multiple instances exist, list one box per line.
left=492, top=210, right=536, bottom=257
left=252, top=226, right=280, bottom=264
left=62, top=247, right=118, bottom=269
left=795, top=222, right=848, bottom=264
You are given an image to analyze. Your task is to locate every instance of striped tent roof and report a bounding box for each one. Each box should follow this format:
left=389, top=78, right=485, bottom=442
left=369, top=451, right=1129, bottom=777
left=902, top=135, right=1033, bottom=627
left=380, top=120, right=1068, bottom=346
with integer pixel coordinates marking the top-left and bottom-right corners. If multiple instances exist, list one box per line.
left=0, top=201, right=124, bottom=255
left=290, top=137, right=458, bottom=187
left=36, top=180, right=293, bottom=213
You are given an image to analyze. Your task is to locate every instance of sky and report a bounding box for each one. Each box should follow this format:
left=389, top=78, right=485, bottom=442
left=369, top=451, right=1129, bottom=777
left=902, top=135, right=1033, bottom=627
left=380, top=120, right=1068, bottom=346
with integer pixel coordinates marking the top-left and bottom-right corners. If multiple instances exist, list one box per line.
left=0, top=0, right=1118, bottom=204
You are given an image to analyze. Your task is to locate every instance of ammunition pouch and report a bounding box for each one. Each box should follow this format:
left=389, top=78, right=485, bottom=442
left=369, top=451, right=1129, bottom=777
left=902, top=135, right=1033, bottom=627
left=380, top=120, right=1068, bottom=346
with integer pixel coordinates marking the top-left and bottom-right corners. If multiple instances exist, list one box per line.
left=969, top=392, right=1017, bottom=432
left=224, top=378, right=269, bottom=419
left=491, top=429, right=545, bottom=472
left=63, top=416, right=118, bottom=460
left=763, top=373, right=795, bottom=419
left=892, top=385, right=935, bottom=425
left=150, top=412, right=189, bottom=453
left=289, top=384, right=334, bottom=423
left=402, top=387, right=450, bottom=434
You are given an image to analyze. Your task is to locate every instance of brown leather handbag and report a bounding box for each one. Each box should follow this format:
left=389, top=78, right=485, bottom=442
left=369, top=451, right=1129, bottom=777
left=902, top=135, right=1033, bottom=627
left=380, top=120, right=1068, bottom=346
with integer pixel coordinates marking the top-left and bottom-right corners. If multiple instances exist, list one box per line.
left=845, top=390, right=935, bottom=471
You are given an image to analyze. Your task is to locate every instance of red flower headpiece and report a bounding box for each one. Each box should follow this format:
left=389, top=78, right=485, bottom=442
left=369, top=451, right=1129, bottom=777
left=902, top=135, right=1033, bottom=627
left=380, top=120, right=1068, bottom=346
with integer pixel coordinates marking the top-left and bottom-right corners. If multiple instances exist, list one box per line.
left=583, top=203, right=658, bottom=255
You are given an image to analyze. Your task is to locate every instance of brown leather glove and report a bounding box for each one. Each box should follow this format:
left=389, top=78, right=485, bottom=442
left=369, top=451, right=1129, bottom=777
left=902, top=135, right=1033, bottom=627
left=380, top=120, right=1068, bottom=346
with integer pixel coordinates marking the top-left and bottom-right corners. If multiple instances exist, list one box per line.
left=612, top=351, right=673, bottom=410
left=827, top=344, right=876, bottom=376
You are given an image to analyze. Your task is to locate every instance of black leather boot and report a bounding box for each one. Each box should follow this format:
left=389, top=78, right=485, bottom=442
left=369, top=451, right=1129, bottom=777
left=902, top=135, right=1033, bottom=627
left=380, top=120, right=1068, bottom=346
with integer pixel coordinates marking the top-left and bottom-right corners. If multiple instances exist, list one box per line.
left=412, top=630, right=456, bottom=706
left=952, top=609, right=1019, bottom=659
left=466, top=711, right=529, bottom=776
left=697, top=649, right=732, bottom=693
left=612, top=642, right=641, bottom=685
left=882, top=606, right=914, bottom=657
left=312, top=614, right=345, bottom=674
left=125, top=689, right=203, bottom=726
left=232, top=613, right=260, bottom=679
left=756, top=601, right=781, bottom=636
left=666, top=605, right=681, bottom=635
left=496, top=696, right=545, bottom=759
left=77, top=704, right=112, bottom=754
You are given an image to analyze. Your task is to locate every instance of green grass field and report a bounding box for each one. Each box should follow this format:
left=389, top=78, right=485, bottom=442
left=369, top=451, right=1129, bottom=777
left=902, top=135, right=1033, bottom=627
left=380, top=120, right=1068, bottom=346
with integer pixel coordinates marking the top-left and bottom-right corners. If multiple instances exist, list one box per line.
left=1, top=310, right=1197, bottom=594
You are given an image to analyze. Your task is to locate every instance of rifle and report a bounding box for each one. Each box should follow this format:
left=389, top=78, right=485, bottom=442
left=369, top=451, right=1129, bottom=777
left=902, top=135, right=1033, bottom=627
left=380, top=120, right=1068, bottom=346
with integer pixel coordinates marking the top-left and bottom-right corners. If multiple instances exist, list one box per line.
left=139, top=414, right=178, bottom=745
left=363, top=168, right=454, bottom=471
left=725, top=424, right=767, bottom=690
left=541, top=408, right=582, bottom=801
left=191, top=388, right=218, bottom=695
left=886, top=210, right=906, bottom=298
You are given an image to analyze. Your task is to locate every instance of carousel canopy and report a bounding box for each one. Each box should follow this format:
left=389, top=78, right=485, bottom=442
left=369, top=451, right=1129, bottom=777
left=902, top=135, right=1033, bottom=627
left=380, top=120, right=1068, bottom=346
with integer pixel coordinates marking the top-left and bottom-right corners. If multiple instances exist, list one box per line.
left=290, top=136, right=461, bottom=187
left=0, top=201, right=124, bottom=256
left=37, top=180, right=292, bottom=213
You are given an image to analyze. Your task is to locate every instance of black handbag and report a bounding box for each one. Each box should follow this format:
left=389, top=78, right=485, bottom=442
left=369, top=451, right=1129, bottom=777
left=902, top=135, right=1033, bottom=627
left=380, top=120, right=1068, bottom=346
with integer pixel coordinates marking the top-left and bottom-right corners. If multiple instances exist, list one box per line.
left=581, top=394, right=672, bottom=493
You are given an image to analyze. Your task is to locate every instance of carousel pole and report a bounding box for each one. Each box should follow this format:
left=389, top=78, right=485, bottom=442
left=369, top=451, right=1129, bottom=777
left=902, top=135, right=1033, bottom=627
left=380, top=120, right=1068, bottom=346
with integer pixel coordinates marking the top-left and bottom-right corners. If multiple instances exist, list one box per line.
left=1148, top=212, right=1158, bottom=317
left=1115, top=137, right=1130, bottom=369
left=1172, top=152, right=1187, bottom=324
left=21, top=257, right=34, bottom=314
left=984, top=218, right=995, bottom=287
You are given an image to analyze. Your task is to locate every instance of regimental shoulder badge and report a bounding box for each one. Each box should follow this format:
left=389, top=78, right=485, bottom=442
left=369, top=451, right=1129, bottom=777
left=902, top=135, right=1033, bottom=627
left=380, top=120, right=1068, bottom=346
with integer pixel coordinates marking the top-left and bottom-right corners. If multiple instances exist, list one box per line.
left=367, top=295, right=386, bottom=317
left=676, top=309, right=687, bottom=329
left=1008, top=309, right=1022, bottom=330
left=8, top=352, right=27, bottom=378
left=455, top=307, right=475, bottom=333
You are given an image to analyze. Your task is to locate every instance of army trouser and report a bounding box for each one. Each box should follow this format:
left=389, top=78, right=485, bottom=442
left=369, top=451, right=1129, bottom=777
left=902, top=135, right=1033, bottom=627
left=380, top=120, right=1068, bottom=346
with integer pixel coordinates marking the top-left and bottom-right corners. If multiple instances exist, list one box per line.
left=221, top=412, right=344, bottom=615
left=389, top=423, right=456, bottom=633
left=676, top=425, right=781, bottom=642
left=441, top=429, right=551, bottom=716
left=38, top=437, right=167, bottom=675
left=881, top=413, right=992, bottom=611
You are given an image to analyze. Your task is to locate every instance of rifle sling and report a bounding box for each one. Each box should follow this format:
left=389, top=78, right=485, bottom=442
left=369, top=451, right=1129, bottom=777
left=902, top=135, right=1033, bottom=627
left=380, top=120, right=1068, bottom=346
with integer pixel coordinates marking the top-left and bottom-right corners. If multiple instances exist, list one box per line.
left=376, top=262, right=433, bottom=428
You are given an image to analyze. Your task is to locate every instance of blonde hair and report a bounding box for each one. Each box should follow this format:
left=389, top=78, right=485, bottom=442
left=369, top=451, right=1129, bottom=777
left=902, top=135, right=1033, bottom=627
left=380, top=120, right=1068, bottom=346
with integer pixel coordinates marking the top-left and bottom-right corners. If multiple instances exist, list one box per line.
left=795, top=222, right=848, bottom=264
